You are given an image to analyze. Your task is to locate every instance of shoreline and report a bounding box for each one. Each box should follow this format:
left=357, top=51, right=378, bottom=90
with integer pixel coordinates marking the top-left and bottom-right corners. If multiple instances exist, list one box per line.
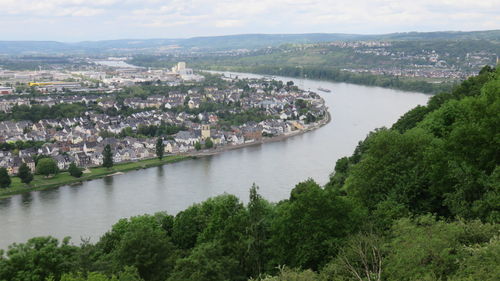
left=0, top=113, right=330, bottom=200
left=187, top=111, right=331, bottom=158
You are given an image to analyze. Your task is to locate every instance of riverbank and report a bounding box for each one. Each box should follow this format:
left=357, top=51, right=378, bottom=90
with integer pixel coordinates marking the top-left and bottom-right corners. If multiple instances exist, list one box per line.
left=0, top=155, right=189, bottom=199
left=188, top=112, right=331, bottom=157
left=0, top=114, right=330, bottom=199
left=206, top=67, right=452, bottom=94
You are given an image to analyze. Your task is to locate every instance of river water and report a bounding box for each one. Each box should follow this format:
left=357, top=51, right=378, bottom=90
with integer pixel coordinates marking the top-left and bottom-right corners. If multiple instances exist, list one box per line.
left=0, top=73, right=429, bottom=249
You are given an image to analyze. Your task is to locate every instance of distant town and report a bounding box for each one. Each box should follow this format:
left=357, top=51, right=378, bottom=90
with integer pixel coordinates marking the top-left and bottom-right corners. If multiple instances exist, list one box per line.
left=0, top=61, right=327, bottom=175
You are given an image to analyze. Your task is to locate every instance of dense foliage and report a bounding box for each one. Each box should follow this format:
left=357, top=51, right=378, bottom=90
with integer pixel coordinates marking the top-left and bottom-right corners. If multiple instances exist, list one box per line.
left=0, top=103, right=88, bottom=122
left=68, top=162, right=83, bottom=178
left=102, top=145, right=113, bottom=168
left=0, top=67, right=498, bottom=281
left=0, top=168, right=11, bottom=188
left=18, top=163, right=33, bottom=184
left=36, top=158, right=59, bottom=177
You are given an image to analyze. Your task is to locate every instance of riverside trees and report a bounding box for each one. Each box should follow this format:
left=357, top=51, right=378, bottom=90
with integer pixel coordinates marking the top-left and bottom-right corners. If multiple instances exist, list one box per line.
left=155, top=137, right=164, bottom=160
left=36, top=158, right=59, bottom=177
left=18, top=163, right=33, bottom=184
left=102, top=144, right=113, bottom=168
left=0, top=167, right=11, bottom=188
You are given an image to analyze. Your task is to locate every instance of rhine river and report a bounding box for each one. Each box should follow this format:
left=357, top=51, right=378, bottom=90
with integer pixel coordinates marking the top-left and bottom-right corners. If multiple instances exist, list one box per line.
left=0, top=73, right=429, bottom=249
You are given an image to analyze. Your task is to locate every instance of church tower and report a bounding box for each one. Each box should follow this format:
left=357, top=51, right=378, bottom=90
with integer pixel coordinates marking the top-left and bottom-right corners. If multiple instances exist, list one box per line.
left=201, top=124, right=211, bottom=140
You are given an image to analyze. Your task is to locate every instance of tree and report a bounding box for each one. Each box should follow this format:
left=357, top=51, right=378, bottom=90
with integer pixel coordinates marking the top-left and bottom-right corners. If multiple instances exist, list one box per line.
left=68, top=162, right=83, bottom=178
left=204, top=137, right=214, bottom=149
left=167, top=242, right=239, bottom=281
left=384, top=215, right=499, bottom=281
left=36, top=158, right=59, bottom=177
left=270, top=179, right=365, bottom=270
left=194, top=142, right=202, bottom=151
left=102, top=144, right=113, bottom=168
left=246, top=184, right=272, bottom=277
left=96, top=215, right=175, bottom=281
left=322, top=232, right=384, bottom=281
left=0, top=167, right=11, bottom=188
left=156, top=137, right=165, bottom=160
left=0, top=236, right=78, bottom=281
left=18, top=162, right=33, bottom=184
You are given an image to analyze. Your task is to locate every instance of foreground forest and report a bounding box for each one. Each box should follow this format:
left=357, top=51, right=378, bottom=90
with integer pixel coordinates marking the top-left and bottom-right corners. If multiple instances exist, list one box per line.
left=0, top=66, right=498, bottom=281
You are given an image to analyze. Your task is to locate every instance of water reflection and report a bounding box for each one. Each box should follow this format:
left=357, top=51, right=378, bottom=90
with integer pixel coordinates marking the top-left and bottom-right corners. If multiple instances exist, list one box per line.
left=156, top=166, right=165, bottom=178
left=20, top=193, right=33, bottom=205
left=0, top=197, right=12, bottom=208
left=103, top=175, right=114, bottom=186
left=38, top=188, right=60, bottom=202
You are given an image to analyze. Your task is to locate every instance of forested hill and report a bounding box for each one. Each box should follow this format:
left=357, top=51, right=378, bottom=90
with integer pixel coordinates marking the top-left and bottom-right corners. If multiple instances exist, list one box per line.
left=0, top=67, right=499, bottom=281
left=1, top=30, right=499, bottom=55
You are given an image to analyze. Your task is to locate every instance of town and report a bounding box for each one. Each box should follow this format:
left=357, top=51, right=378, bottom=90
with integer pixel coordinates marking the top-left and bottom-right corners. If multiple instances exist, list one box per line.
left=0, top=62, right=328, bottom=175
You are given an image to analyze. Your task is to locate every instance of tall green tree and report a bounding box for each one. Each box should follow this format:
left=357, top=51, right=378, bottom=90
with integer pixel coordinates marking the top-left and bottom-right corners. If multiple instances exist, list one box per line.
left=270, top=179, right=365, bottom=270
left=204, top=137, right=214, bottom=149
left=246, top=184, right=272, bottom=277
left=18, top=162, right=34, bottom=184
left=194, top=142, right=201, bottom=151
left=96, top=215, right=175, bottom=281
left=102, top=144, right=113, bottom=168
left=0, top=167, right=11, bottom=188
left=68, top=162, right=83, bottom=178
left=36, top=158, right=59, bottom=177
left=156, top=138, right=164, bottom=160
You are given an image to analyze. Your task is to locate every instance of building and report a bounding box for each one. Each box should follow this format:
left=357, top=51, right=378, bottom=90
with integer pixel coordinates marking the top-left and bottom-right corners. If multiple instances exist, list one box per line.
left=0, top=87, right=14, bottom=95
left=201, top=124, right=211, bottom=140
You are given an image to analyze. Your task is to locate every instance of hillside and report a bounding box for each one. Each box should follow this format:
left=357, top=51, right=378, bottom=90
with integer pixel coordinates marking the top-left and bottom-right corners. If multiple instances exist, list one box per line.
left=1, top=30, right=500, bottom=55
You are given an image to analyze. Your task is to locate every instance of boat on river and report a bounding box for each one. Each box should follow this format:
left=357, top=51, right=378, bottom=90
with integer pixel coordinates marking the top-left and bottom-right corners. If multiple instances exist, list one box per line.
left=317, top=87, right=331, bottom=93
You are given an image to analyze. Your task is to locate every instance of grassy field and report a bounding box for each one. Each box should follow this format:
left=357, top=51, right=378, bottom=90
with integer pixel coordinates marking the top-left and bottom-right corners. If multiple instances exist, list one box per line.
left=0, top=155, right=189, bottom=199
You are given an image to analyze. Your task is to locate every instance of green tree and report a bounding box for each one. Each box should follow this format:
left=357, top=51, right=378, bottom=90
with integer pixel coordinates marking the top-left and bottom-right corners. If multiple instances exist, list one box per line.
left=194, top=142, right=201, bottom=151
left=68, top=162, right=83, bottom=178
left=59, top=267, right=144, bottom=281
left=321, top=232, right=384, bottom=281
left=18, top=162, right=34, bottom=184
left=246, top=184, right=272, bottom=277
left=254, top=266, right=318, bottom=281
left=167, top=242, right=239, bottom=281
left=0, top=167, right=11, bottom=188
left=36, top=158, right=59, bottom=177
left=384, top=215, right=499, bottom=281
left=270, top=179, right=365, bottom=270
left=102, top=144, right=113, bottom=168
left=0, top=236, right=78, bottom=281
left=204, top=137, right=214, bottom=149
left=96, top=215, right=176, bottom=281
left=156, top=137, right=164, bottom=160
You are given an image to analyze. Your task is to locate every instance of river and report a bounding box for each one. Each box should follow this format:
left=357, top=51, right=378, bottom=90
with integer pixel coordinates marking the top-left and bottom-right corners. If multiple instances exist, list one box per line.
left=0, top=73, right=429, bottom=249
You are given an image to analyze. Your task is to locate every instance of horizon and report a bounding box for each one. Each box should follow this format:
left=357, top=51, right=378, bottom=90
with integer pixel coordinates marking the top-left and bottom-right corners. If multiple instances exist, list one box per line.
left=1, top=29, right=499, bottom=43
left=2, top=0, right=499, bottom=41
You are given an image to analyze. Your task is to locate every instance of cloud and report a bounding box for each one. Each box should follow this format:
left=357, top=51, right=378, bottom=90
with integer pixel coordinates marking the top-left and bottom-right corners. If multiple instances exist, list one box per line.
left=0, top=0, right=498, bottom=40
left=214, top=20, right=245, bottom=28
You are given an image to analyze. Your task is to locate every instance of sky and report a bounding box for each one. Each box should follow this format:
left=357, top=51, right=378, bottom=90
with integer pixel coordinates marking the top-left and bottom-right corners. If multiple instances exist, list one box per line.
left=1, top=0, right=499, bottom=41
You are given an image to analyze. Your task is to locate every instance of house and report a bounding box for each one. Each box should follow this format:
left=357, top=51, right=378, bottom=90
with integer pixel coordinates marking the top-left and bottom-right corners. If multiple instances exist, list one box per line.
left=113, top=151, right=122, bottom=163
left=174, top=131, right=198, bottom=146
left=242, top=126, right=262, bottom=142
left=21, top=156, right=36, bottom=172
left=75, top=152, right=91, bottom=168
left=53, top=154, right=74, bottom=170
left=7, top=156, right=23, bottom=175
left=90, top=152, right=103, bottom=166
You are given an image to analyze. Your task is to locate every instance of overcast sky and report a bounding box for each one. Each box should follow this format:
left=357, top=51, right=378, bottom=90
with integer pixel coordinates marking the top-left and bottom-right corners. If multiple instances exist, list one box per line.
left=1, top=0, right=499, bottom=41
